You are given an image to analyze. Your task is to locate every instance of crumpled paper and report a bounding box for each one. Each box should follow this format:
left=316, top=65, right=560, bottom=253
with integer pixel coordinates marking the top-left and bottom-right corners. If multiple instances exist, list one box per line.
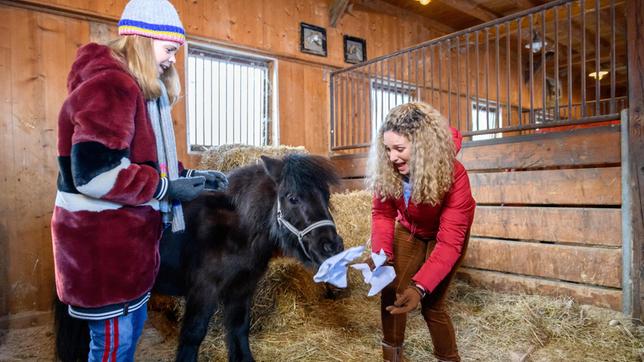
left=313, top=247, right=396, bottom=297
left=313, top=245, right=365, bottom=288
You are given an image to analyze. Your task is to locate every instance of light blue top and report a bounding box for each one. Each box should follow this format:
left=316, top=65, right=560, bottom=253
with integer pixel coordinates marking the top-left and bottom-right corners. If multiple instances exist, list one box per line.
left=403, top=176, right=412, bottom=208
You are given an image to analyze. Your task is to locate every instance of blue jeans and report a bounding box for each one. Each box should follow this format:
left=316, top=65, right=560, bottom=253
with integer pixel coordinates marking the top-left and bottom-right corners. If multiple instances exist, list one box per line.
left=87, top=303, right=147, bottom=362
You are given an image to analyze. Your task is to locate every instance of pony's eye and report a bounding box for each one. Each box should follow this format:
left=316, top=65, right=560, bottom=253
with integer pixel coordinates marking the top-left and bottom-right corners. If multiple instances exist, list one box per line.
left=287, top=195, right=299, bottom=204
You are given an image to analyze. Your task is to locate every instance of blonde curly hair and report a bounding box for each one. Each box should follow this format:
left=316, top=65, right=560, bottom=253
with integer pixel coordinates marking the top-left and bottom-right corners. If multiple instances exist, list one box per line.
left=367, top=102, right=455, bottom=205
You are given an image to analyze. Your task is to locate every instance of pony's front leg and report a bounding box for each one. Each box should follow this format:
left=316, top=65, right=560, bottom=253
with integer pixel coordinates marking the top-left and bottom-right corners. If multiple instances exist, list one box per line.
left=222, top=295, right=254, bottom=362
left=176, top=285, right=218, bottom=362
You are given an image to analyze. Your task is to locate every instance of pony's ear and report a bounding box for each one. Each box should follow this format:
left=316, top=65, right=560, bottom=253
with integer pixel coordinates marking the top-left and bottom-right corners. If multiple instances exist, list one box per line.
left=261, top=156, right=283, bottom=183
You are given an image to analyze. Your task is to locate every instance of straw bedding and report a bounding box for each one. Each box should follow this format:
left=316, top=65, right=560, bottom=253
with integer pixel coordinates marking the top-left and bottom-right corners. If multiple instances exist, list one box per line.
left=149, top=147, right=642, bottom=361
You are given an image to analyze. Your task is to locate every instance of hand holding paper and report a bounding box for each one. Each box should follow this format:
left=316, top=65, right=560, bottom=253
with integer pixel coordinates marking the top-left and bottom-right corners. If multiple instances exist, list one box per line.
left=350, top=249, right=396, bottom=297
left=313, top=246, right=396, bottom=297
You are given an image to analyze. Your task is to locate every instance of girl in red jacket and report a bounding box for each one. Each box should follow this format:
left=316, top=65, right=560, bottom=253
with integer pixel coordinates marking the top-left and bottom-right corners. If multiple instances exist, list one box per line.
left=367, top=102, right=475, bottom=362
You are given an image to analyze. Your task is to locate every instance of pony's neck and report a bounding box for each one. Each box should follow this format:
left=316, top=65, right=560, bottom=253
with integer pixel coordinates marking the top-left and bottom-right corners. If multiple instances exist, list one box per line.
left=232, top=173, right=282, bottom=262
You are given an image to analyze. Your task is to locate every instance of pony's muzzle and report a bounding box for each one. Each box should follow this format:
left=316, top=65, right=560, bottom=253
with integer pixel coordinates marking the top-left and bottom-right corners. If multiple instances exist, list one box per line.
left=302, top=226, right=343, bottom=265
left=319, top=234, right=344, bottom=256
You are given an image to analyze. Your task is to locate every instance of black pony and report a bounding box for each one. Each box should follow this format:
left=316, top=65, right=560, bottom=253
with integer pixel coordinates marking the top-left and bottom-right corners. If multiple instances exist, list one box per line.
left=167, top=154, right=344, bottom=361
left=55, top=154, right=344, bottom=362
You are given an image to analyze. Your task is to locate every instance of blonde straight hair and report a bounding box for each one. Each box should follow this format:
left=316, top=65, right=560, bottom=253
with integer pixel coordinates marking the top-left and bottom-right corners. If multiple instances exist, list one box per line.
left=108, top=36, right=181, bottom=104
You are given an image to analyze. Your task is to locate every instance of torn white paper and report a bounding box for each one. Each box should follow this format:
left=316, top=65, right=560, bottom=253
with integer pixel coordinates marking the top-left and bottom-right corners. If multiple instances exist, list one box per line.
left=313, top=245, right=365, bottom=288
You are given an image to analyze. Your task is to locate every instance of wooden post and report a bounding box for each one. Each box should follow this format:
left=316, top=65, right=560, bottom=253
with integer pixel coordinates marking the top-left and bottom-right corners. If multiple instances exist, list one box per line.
left=624, top=0, right=643, bottom=321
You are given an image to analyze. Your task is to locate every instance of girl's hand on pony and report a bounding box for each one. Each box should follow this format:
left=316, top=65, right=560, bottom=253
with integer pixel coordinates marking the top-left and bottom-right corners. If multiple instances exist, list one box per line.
left=192, top=170, right=228, bottom=191
left=386, top=286, right=423, bottom=314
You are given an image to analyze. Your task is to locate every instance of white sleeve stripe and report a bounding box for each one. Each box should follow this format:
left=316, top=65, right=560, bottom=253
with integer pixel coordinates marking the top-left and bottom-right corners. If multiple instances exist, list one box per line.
left=76, top=157, right=131, bottom=198
left=55, top=191, right=160, bottom=212
left=154, top=177, right=168, bottom=199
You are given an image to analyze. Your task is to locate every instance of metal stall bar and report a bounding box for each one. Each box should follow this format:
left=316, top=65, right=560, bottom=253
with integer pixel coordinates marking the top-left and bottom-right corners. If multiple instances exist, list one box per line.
left=595, top=0, right=601, bottom=116
left=541, top=10, right=547, bottom=122
left=554, top=5, right=560, bottom=122
left=581, top=0, right=586, bottom=117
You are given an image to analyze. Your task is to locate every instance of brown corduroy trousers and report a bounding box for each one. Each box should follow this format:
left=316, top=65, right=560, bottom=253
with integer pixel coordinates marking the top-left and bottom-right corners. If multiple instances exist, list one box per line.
left=380, top=223, right=468, bottom=362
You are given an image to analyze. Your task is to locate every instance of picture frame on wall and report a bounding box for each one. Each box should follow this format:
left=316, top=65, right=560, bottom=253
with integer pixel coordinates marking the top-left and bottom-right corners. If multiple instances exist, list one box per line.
left=344, top=35, right=366, bottom=64
left=300, top=22, right=327, bottom=57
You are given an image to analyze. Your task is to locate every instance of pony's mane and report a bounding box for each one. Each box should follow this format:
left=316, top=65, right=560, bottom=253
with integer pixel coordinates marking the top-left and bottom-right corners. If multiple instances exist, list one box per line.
left=280, top=154, right=339, bottom=199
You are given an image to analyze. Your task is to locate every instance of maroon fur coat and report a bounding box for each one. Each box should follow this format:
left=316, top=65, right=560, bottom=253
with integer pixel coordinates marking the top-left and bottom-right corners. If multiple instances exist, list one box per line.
left=51, top=43, right=163, bottom=308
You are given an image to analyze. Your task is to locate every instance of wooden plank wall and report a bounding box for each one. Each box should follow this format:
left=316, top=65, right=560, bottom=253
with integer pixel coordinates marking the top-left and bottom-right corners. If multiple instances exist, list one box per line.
left=461, top=125, right=623, bottom=310
left=0, top=0, right=446, bottom=316
left=0, top=6, right=89, bottom=318
left=332, top=125, right=623, bottom=310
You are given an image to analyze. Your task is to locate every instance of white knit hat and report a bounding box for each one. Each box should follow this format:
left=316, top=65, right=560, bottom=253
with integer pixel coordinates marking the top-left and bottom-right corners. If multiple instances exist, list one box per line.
left=117, top=0, right=185, bottom=45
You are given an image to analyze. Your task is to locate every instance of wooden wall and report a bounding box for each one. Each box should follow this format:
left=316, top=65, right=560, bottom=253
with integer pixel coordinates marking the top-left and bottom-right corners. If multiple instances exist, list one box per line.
left=457, top=125, right=622, bottom=310
left=0, top=6, right=89, bottom=319
left=0, top=0, right=445, bottom=317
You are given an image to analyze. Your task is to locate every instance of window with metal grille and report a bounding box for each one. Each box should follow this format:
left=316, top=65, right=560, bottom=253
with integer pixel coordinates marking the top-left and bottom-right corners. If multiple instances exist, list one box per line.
left=370, top=79, right=414, bottom=138
left=186, top=44, right=273, bottom=151
left=471, top=98, right=502, bottom=141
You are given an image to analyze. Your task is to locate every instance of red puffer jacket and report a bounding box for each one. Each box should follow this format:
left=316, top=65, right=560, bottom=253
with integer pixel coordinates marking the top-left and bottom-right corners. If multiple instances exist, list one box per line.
left=371, top=128, right=476, bottom=293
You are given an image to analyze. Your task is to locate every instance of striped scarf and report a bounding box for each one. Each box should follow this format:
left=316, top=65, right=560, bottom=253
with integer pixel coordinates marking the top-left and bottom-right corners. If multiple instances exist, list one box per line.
left=147, top=81, right=185, bottom=232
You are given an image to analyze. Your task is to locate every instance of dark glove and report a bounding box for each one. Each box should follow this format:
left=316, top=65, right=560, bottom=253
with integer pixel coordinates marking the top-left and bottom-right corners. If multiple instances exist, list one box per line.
left=385, top=286, right=424, bottom=315
left=165, top=176, right=205, bottom=202
left=190, top=170, right=228, bottom=191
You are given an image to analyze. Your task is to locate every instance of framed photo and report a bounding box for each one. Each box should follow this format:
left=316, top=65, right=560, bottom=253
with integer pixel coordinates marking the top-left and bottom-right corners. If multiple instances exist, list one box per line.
left=344, top=35, right=366, bottom=64
left=300, top=23, right=327, bottom=57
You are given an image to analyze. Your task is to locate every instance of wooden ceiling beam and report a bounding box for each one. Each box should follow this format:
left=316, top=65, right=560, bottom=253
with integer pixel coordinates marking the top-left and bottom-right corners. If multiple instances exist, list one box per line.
left=352, top=0, right=456, bottom=34
left=466, top=19, right=583, bottom=58
left=513, top=0, right=536, bottom=10
left=470, top=0, right=535, bottom=12
left=496, top=1, right=625, bottom=58
left=558, top=53, right=627, bottom=68
left=601, top=8, right=625, bottom=35
left=564, top=0, right=624, bottom=48
left=570, top=18, right=612, bottom=52
left=439, top=0, right=499, bottom=22
left=330, top=0, right=351, bottom=28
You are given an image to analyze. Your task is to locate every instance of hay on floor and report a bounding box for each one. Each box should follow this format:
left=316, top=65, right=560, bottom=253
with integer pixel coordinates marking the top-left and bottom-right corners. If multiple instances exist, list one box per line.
left=159, top=275, right=642, bottom=362
left=152, top=140, right=643, bottom=361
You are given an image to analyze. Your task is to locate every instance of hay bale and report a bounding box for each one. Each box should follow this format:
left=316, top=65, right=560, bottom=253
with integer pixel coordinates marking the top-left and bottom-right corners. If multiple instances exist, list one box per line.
left=192, top=190, right=377, bottom=360
left=198, top=257, right=381, bottom=362
left=150, top=189, right=374, bottom=349
left=330, top=190, right=372, bottom=249
left=199, top=144, right=307, bottom=172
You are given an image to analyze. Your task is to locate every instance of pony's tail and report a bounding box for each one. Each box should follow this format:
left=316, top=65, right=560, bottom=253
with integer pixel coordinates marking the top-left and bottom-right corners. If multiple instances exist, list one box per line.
left=53, top=296, right=89, bottom=361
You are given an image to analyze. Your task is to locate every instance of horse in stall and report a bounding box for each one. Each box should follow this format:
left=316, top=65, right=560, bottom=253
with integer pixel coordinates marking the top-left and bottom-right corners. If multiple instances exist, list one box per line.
left=55, top=154, right=345, bottom=362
